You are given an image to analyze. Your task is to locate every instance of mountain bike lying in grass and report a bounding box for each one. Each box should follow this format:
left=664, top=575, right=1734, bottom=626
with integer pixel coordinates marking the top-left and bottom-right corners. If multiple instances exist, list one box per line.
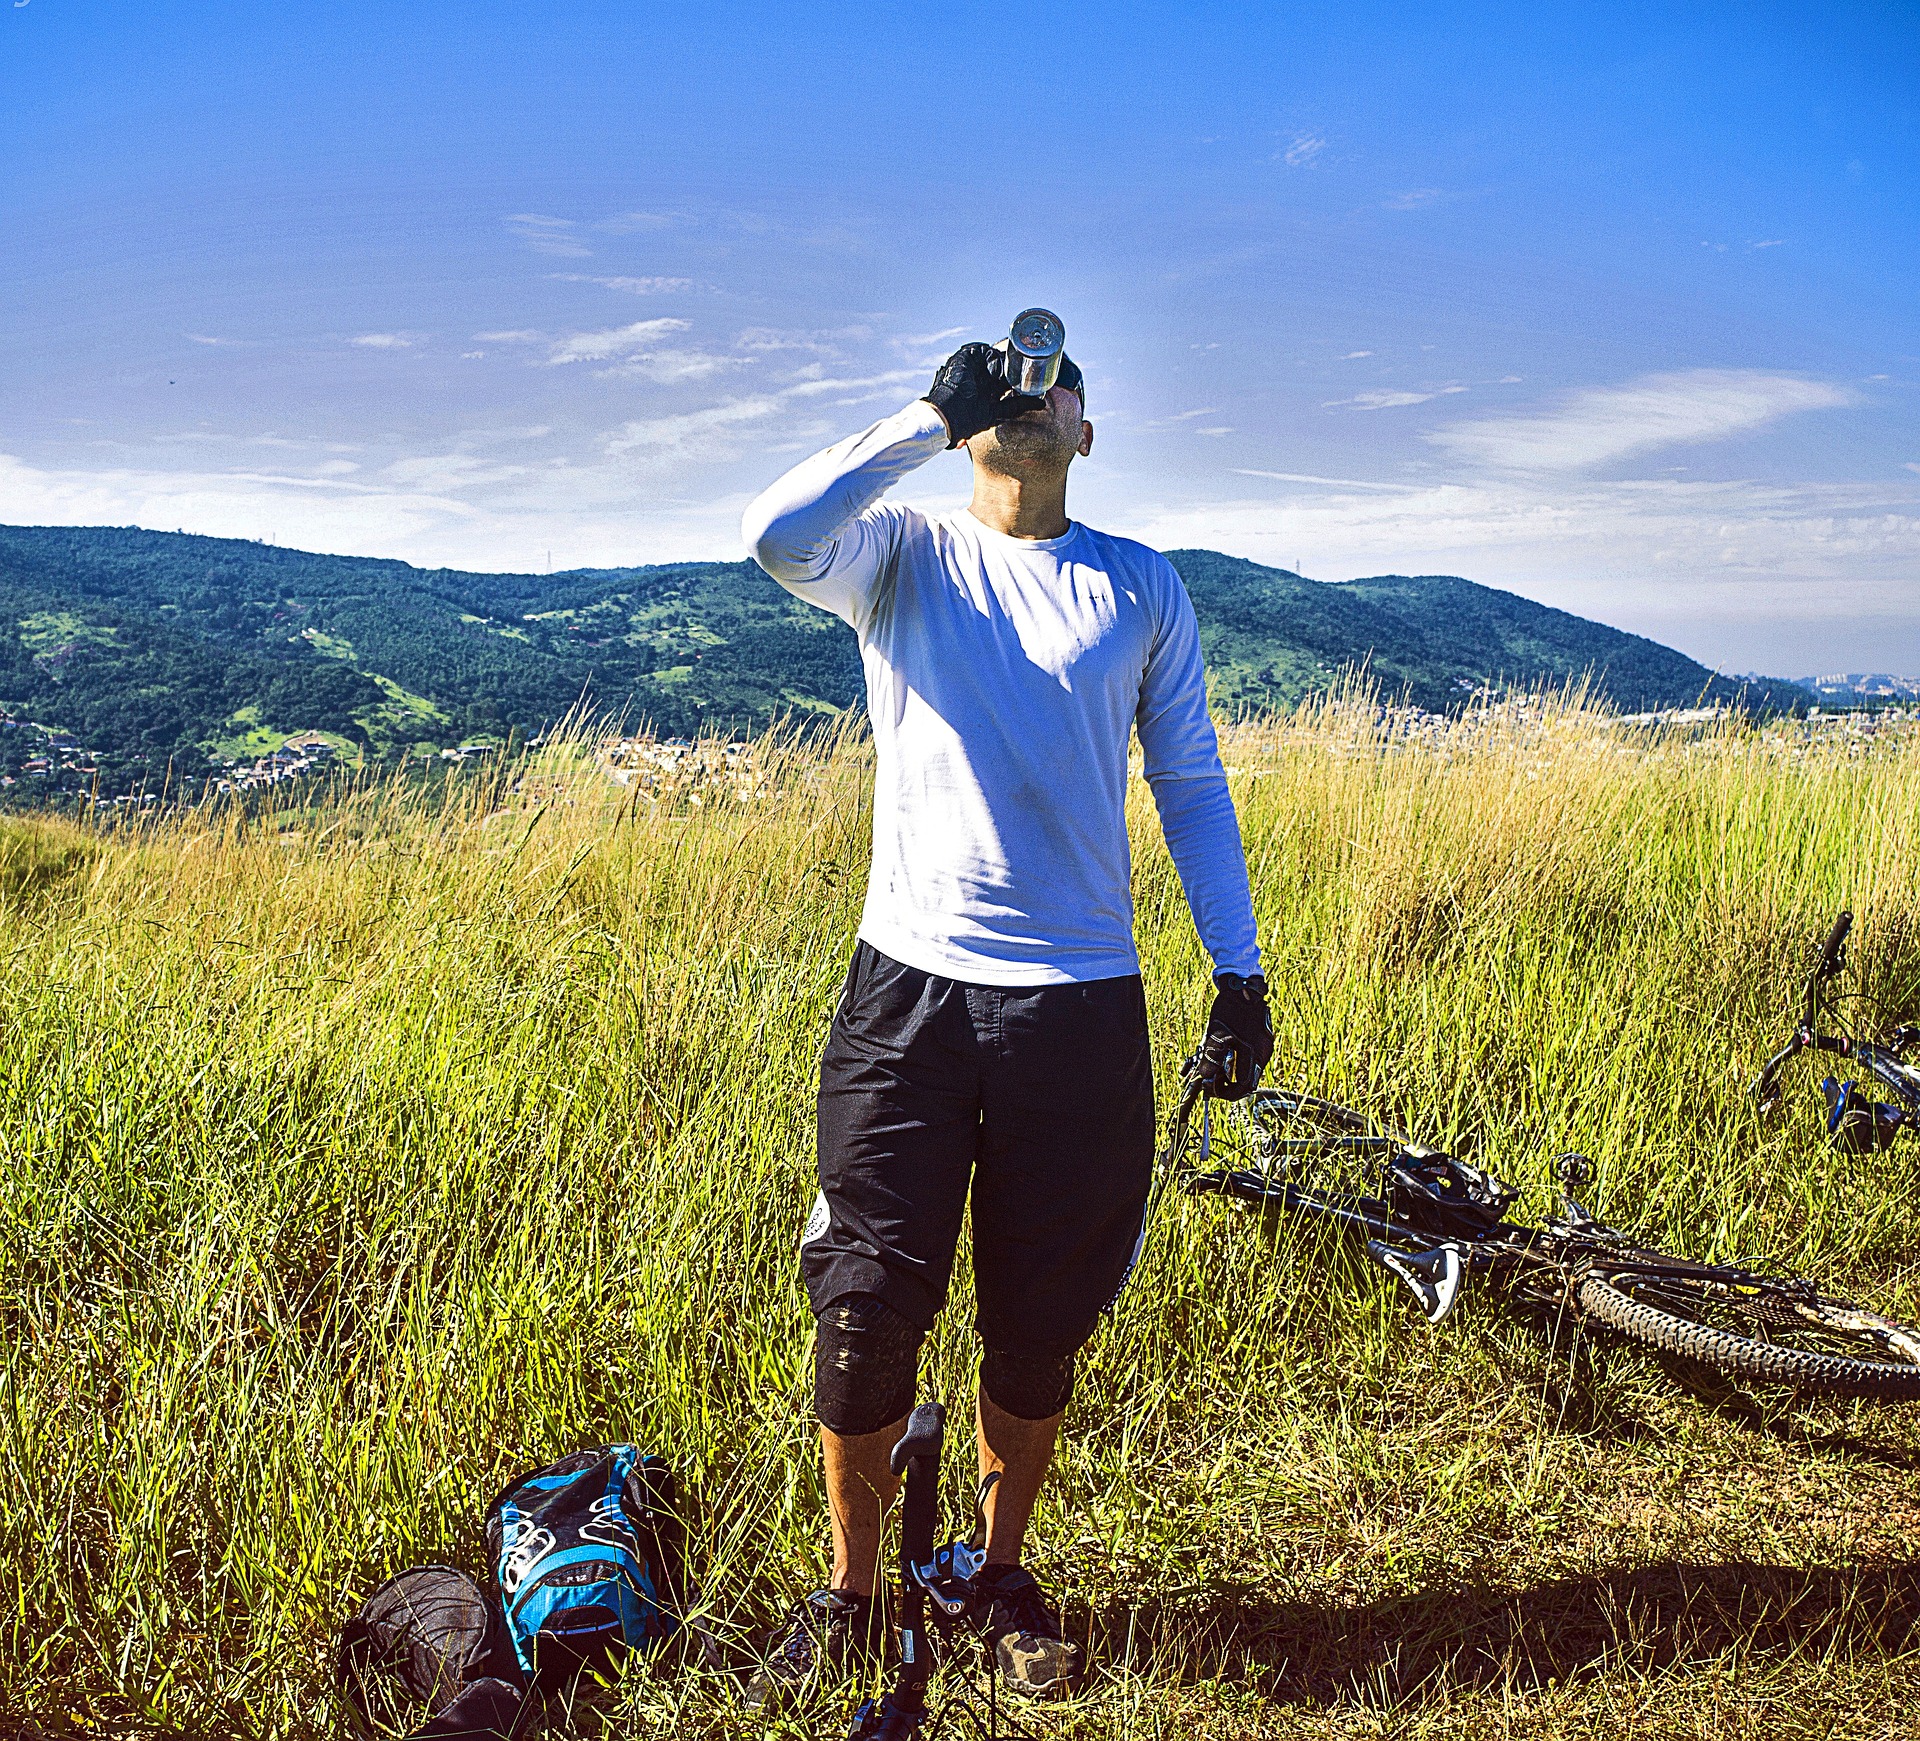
left=1163, top=1064, right=1920, bottom=1400
left=1752, top=909, right=1920, bottom=1149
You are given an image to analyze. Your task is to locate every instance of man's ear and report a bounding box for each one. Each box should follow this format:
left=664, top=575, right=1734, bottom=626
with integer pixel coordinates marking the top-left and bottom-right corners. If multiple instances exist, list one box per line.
left=1078, top=420, right=1094, bottom=458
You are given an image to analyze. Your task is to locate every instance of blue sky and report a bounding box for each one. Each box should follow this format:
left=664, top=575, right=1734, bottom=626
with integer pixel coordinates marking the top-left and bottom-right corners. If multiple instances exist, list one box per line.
left=2, top=0, right=1915, bottom=673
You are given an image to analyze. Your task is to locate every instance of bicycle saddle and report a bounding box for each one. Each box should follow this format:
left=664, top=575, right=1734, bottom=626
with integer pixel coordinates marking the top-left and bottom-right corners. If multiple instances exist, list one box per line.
left=1365, top=1239, right=1467, bottom=1324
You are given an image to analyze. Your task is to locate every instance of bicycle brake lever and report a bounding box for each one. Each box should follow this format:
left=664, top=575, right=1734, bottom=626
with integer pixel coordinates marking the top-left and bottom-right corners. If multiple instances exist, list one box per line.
left=965, top=1471, right=999, bottom=1554
left=909, top=1540, right=977, bottom=1616
left=903, top=1473, right=1008, bottom=1626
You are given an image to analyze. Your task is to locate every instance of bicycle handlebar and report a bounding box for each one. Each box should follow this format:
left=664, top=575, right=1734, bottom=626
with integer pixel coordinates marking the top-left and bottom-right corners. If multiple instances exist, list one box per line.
left=1819, top=910, right=1853, bottom=977
left=1803, top=909, right=1853, bottom=1030
left=890, top=1401, right=945, bottom=1477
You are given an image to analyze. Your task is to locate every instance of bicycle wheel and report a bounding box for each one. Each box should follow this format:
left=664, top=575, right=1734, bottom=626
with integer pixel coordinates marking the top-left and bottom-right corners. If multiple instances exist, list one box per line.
left=1576, top=1267, right=1920, bottom=1400
left=1203, top=1090, right=1411, bottom=1196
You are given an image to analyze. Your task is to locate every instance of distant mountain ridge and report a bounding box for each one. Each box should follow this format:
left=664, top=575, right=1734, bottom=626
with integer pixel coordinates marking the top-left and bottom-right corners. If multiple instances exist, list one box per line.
left=0, top=524, right=1806, bottom=780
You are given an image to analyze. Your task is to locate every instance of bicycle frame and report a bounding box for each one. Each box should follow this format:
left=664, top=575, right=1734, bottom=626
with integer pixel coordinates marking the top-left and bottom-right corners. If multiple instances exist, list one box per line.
left=1165, top=1077, right=1825, bottom=1325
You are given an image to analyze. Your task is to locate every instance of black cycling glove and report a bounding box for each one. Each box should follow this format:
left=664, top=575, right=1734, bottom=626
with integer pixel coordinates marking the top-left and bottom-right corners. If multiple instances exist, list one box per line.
left=923, top=342, right=1044, bottom=447
left=1200, top=972, right=1273, bottom=1101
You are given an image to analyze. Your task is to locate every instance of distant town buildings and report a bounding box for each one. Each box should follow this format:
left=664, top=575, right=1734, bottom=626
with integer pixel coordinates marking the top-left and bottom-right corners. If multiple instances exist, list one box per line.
left=594, top=735, right=763, bottom=804
left=207, top=738, right=338, bottom=797
left=1802, top=674, right=1920, bottom=704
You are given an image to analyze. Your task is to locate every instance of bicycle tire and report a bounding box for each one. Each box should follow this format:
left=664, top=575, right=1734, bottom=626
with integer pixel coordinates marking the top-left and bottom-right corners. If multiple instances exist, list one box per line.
left=1576, top=1269, right=1920, bottom=1400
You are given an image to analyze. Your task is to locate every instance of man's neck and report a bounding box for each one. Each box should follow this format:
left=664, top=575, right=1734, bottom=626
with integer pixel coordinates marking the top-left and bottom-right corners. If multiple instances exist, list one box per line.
left=965, top=469, right=1072, bottom=541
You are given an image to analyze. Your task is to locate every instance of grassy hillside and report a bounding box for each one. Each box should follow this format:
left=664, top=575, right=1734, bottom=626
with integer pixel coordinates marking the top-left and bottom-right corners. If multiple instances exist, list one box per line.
left=4, top=701, right=1919, bottom=1738
left=1169, top=550, right=1800, bottom=716
left=0, top=528, right=1804, bottom=787
left=0, top=526, right=863, bottom=767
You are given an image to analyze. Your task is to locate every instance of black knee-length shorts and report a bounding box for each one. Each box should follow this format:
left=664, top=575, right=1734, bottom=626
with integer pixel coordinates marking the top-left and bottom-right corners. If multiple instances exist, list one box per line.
left=801, top=941, right=1157, bottom=1358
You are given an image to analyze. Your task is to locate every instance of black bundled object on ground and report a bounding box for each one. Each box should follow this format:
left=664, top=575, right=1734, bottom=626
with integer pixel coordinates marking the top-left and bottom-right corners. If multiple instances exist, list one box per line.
left=1384, top=1151, right=1517, bottom=1242
left=336, top=1564, right=526, bottom=1739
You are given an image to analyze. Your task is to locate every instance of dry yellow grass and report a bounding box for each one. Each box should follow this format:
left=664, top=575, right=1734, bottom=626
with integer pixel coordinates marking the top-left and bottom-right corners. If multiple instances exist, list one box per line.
left=4, top=696, right=1920, bottom=1737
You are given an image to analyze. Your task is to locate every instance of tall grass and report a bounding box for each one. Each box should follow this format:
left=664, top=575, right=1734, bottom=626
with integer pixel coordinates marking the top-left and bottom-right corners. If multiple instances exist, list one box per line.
left=4, top=698, right=1920, bottom=1739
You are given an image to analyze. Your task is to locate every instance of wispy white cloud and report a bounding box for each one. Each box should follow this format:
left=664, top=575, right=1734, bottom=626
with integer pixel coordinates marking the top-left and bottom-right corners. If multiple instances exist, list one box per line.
left=1383, top=188, right=1450, bottom=210
left=597, top=211, right=681, bottom=233
left=1431, top=369, right=1857, bottom=472
left=505, top=214, right=591, bottom=258
left=602, top=367, right=919, bottom=459
left=1750, top=239, right=1786, bottom=250
left=779, top=369, right=922, bottom=400
left=1120, top=474, right=1920, bottom=635
left=602, top=396, right=788, bottom=458
left=1339, top=350, right=1374, bottom=360
left=245, top=434, right=358, bottom=452
left=1194, top=427, right=1235, bottom=438
left=548, top=273, right=693, bottom=294
left=595, top=349, right=753, bottom=383
left=1325, top=387, right=1467, bottom=410
left=735, top=326, right=859, bottom=355
left=1232, top=469, right=1415, bottom=492
left=351, top=333, right=416, bottom=349
left=542, top=318, right=692, bottom=365
left=1282, top=134, right=1326, bottom=167
left=381, top=452, right=534, bottom=491
left=186, top=333, right=246, bottom=347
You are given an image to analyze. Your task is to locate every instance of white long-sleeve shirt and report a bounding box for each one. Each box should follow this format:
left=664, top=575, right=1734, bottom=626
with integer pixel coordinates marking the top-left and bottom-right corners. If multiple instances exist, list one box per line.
left=741, top=399, right=1262, bottom=987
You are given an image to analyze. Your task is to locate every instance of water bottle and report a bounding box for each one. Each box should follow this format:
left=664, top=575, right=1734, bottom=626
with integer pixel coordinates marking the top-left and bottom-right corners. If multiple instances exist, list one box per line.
left=998, top=307, right=1065, bottom=398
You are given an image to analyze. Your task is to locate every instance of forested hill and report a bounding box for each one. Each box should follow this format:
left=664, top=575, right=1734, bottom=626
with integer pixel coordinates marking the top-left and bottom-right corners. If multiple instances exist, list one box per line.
left=0, top=524, right=1803, bottom=772
left=1168, top=551, right=1795, bottom=717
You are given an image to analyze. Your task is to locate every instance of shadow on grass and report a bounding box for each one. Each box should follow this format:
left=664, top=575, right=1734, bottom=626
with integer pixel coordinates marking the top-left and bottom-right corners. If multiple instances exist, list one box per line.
left=1091, top=1559, right=1920, bottom=1705
left=1238, top=1201, right=1920, bottom=1467
left=1641, top=1353, right=1920, bottom=1471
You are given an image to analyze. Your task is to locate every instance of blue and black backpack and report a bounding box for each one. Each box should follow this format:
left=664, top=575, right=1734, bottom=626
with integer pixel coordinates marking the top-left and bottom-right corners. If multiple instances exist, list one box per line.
left=484, top=1444, right=681, bottom=1687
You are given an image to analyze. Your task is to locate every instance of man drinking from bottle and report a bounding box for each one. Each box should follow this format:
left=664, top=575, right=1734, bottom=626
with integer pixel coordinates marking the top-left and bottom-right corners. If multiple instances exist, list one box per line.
left=740, top=324, right=1272, bottom=1702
